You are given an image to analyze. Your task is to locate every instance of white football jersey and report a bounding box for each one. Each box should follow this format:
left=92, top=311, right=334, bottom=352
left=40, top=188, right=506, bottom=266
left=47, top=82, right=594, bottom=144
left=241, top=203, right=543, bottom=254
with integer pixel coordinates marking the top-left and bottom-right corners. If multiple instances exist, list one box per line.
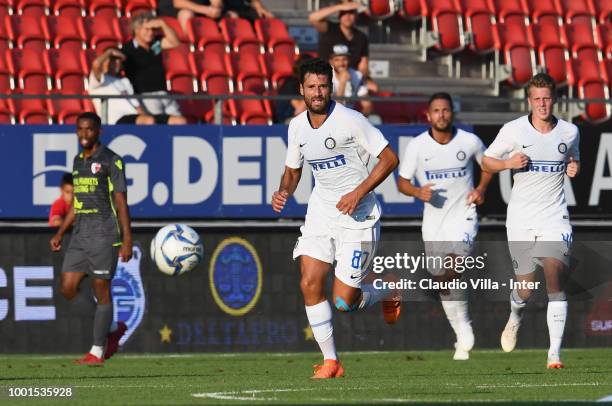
left=399, top=128, right=486, bottom=234
left=484, top=115, right=580, bottom=229
left=285, top=101, right=389, bottom=229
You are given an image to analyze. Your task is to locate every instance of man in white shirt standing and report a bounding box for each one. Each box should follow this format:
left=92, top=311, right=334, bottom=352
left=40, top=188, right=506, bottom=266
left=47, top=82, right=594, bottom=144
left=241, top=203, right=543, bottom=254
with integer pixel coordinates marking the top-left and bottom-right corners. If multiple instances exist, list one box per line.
left=482, top=73, right=580, bottom=369
left=88, top=48, right=186, bottom=125
left=271, top=58, right=399, bottom=379
left=397, top=92, right=492, bottom=361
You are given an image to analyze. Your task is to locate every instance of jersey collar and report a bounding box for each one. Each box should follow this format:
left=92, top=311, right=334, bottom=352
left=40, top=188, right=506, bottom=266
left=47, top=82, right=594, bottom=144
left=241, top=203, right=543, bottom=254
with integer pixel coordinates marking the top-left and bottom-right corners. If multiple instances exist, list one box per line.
left=306, top=100, right=336, bottom=130
left=427, top=126, right=457, bottom=145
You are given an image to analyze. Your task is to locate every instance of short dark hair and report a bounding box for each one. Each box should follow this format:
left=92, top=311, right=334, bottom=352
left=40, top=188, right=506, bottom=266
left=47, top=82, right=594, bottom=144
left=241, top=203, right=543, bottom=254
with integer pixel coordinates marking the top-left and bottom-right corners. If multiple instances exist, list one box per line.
left=526, top=73, right=556, bottom=97
left=428, top=92, right=454, bottom=110
left=77, top=112, right=102, bottom=128
left=61, top=173, right=73, bottom=187
left=299, top=58, right=333, bottom=86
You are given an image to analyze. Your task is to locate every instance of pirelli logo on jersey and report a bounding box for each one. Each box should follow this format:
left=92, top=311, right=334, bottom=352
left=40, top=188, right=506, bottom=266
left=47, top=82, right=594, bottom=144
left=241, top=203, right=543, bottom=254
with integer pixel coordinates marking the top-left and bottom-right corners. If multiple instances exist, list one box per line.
left=307, top=155, right=347, bottom=171
left=425, top=166, right=467, bottom=180
left=517, top=160, right=565, bottom=174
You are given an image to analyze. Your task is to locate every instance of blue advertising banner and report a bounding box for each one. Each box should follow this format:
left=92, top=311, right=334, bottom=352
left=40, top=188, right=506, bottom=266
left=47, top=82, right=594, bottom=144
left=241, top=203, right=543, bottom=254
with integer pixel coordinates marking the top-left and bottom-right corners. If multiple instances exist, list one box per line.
left=0, top=124, right=464, bottom=219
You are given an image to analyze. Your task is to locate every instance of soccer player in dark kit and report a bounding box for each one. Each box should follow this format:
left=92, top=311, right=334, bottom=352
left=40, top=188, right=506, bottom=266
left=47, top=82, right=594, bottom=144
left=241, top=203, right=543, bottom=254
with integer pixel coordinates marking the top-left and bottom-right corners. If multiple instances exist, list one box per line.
left=50, top=112, right=133, bottom=365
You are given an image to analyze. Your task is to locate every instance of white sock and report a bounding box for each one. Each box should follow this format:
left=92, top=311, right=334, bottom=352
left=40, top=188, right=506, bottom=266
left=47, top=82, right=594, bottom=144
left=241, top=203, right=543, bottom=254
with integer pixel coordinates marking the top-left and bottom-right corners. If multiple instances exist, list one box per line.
left=441, top=299, right=460, bottom=333
left=359, top=283, right=391, bottom=310
left=89, top=345, right=104, bottom=359
left=109, top=321, right=118, bottom=333
left=454, top=300, right=471, bottom=326
left=547, top=300, right=567, bottom=355
left=509, top=289, right=527, bottom=324
left=305, top=301, right=337, bottom=361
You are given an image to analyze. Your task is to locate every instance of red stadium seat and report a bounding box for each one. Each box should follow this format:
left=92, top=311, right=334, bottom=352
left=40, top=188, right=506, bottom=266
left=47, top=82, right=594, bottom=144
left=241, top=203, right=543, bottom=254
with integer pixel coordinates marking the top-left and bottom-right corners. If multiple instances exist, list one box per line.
left=123, top=0, right=153, bottom=17
left=577, top=78, right=610, bottom=123
left=229, top=92, right=272, bottom=125
left=497, top=20, right=536, bottom=87
left=45, top=47, right=88, bottom=91
left=254, top=18, right=297, bottom=60
left=117, top=16, right=131, bottom=41
left=225, top=51, right=268, bottom=93
left=529, top=19, right=571, bottom=86
left=159, top=16, right=189, bottom=44
left=15, top=0, right=47, bottom=18
left=598, top=23, right=612, bottom=56
left=0, top=13, right=12, bottom=53
left=186, top=16, right=227, bottom=53
left=83, top=15, right=122, bottom=50
left=9, top=91, right=53, bottom=124
left=400, top=0, right=428, bottom=19
left=372, top=91, right=427, bottom=123
left=51, top=0, right=85, bottom=18
left=523, top=0, right=561, bottom=23
left=487, top=0, right=528, bottom=22
left=8, top=49, right=52, bottom=91
left=461, top=0, right=501, bottom=54
left=87, top=0, right=120, bottom=18
left=219, top=17, right=262, bottom=56
left=556, top=0, right=595, bottom=23
left=161, top=44, right=197, bottom=93
left=571, top=49, right=606, bottom=82
left=564, top=19, right=599, bottom=54
left=424, top=0, right=466, bottom=53
left=193, top=48, right=233, bottom=94
left=46, top=90, right=86, bottom=123
left=366, top=0, right=401, bottom=19
left=594, top=0, right=612, bottom=24
left=9, top=14, right=48, bottom=52
left=262, top=52, right=293, bottom=89
left=44, top=15, right=86, bottom=51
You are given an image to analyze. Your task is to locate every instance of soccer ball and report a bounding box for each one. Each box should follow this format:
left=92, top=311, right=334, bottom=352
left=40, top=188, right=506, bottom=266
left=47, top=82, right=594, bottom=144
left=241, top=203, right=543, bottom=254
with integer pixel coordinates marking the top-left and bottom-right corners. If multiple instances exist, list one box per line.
left=150, top=224, right=203, bottom=276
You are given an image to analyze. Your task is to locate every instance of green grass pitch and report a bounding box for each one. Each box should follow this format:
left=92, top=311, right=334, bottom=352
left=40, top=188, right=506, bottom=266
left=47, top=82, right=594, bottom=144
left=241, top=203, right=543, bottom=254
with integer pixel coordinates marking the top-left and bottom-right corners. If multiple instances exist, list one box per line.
left=1, top=349, right=611, bottom=405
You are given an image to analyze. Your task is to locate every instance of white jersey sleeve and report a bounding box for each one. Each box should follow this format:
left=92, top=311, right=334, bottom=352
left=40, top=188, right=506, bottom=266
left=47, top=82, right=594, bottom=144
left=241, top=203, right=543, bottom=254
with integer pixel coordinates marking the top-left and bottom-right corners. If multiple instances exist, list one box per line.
left=398, top=137, right=419, bottom=180
left=473, top=135, right=486, bottom=166
left=350, top=113, right=388, bottom=158
left=484, top=125, right=514, bottom=159
left=569, top=129, right=580, bottom=161
left=285, top=119, right=304, bottom=169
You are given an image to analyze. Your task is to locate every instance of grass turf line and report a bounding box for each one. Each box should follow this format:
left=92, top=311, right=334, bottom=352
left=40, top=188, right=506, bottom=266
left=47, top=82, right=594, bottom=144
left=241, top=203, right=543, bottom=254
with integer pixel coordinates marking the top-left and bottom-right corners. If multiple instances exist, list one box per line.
left=0, top=349, right=611, bottom=405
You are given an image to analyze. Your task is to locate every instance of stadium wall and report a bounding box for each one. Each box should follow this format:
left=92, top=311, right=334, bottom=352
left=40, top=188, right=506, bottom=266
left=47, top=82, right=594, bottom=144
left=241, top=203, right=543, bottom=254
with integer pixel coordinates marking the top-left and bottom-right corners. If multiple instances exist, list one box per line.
left=1, top=121, right=611, bottom=220
left=0, top=227, right=610, bottom=354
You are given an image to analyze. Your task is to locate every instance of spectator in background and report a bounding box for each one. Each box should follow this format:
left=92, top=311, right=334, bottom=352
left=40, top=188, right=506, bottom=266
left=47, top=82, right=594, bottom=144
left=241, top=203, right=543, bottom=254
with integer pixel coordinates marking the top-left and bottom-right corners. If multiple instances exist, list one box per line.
left=309, top=0, right=378, bottom=92
left=329, top=44, right=375, bottom=119
left=49, top=173, right=73, bottom=227
left=122, top=12, right=184, bottom=119
left=274, top=55, right=312, bottom=123
left=89, top=48, right=187, bottom=124
left=157, top=0, right=223, bottom=33
left=224, top=0, right=273, bottom=20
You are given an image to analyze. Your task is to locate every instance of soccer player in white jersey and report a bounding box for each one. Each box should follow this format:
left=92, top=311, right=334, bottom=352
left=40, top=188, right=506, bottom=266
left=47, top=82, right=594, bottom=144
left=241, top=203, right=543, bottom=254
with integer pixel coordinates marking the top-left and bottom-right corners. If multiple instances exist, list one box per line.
left=481, top=73, right=580, bottom=369
left=271, top=58, right=400, bottom=379
left=397, top=92, right=493, bottom=361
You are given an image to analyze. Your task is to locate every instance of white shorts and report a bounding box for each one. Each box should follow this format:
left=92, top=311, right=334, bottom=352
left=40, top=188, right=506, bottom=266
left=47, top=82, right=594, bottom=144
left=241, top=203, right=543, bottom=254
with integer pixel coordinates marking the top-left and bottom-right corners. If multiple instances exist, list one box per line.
left=141, top=91, right=182, bottom=116
left=507, top=226, right=573, bottom=275
left=293, top=214, right=379, bottom=289
left=423, top=220, right=478, bottom=276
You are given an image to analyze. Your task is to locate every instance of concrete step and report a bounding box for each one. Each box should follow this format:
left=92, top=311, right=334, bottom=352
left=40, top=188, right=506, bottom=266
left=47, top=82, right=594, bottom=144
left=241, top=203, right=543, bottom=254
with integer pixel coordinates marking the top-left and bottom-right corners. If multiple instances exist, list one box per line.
left=375, top=77, right=495, bottom=95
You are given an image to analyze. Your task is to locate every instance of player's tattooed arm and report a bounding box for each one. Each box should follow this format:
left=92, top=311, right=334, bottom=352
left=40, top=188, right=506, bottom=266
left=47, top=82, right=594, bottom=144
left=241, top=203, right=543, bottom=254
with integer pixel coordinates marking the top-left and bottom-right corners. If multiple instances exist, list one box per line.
left=566, top=157, right=579, bottom=178
left=481, top=152, right=529, bottom=173
left=49, top=206, right=76, bottom=252
left=397, top=177, right=434, bottom=202
left=337, top=145, right=399, bottom=215
left=272, top=166, right=302, bottom=213
left=114, top=191, right=133, bottom=262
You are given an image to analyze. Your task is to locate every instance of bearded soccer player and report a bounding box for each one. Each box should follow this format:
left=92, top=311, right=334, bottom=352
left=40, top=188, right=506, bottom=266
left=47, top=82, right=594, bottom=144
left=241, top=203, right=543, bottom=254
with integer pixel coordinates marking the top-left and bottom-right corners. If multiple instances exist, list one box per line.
left=271, top=58, right=400, bottom=379
left=397, top=92, right=492, bottom=360
left=50, top=112, right=132, bottom=365
left=482, top=73, right=580, bottom=369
